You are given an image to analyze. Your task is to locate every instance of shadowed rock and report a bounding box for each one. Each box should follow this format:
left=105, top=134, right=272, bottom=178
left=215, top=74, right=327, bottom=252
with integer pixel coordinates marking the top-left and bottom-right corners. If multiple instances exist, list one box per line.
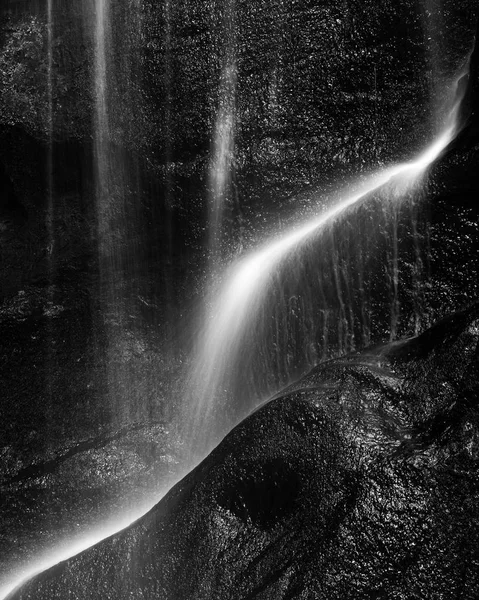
left=0, top=161, right=26, bottom=233
left=9, top=303, right=479, bottom=599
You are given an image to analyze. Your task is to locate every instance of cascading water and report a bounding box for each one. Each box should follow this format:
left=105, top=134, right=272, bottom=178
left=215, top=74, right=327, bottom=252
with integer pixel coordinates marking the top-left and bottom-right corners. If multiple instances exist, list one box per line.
left=0, top=2, right=474, bottom=595
left=185, top=68, right=468, bottom=463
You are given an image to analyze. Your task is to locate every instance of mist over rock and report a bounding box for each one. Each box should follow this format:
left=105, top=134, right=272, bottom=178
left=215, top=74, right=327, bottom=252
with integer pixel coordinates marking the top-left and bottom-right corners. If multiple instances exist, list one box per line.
left=8, top=303, right=479, bottom=599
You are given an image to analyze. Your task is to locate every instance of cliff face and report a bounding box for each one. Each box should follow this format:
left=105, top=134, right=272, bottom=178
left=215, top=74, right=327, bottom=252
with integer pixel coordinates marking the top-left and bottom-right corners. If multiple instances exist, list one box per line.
left=0, top=0, right=477, bottom=345
left=1, top=3, right=479, bottom=594
left=0, top=0, right=476, bottom=296
left=8, top=303, right=479, bottom=599
left=2, top=0, right=468, bottom=159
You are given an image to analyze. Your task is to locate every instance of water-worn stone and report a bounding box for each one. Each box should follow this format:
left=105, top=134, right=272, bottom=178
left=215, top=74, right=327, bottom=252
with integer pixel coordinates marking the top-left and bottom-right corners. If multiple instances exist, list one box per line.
left=8, top=303, right=479, bottom=599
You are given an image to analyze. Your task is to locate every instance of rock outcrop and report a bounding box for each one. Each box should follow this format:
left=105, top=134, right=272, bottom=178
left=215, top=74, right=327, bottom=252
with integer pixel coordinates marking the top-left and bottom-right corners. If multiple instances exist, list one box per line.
left=9, top=303, right=479, bottom=599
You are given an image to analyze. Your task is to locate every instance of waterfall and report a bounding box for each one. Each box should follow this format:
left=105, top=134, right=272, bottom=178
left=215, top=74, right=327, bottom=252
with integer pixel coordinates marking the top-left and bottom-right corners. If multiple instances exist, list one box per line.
left=0, top=4, right=473, bottom=596
left=184, top=69, right=468, bottom=463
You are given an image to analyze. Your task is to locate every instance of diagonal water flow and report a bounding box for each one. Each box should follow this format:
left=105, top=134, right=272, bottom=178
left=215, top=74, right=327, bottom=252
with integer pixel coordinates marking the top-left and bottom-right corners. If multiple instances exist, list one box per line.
left=0, top=60, right=469, bottom=600
left=185, top=71, right=467, bottom=463
left=0, top=488, right=170, bottom=600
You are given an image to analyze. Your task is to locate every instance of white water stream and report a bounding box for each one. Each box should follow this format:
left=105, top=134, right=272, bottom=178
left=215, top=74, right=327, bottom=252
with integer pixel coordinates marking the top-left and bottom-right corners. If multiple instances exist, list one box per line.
left=184, top=71, right=467, bottom=462
left=0, top=49, right=469, bottom=600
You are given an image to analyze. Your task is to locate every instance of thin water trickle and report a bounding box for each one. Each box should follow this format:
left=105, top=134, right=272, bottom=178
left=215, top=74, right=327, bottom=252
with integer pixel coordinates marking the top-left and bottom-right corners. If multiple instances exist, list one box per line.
left=185, top=72, right=467, bottom=463
left=0, top=3, right=155, bottom=595
left=46, top=0, right=54, bottom=250
left=45, top=0, right=55, bottom=408
left=208, top=0, right=237, bottom=259
left=93, top=0, right=110, bottom=252
left=94, top=0, right=108, bottom=141
left=162, top=0, right=175, bottom=332
left=92, top=0, right=142, bottom=428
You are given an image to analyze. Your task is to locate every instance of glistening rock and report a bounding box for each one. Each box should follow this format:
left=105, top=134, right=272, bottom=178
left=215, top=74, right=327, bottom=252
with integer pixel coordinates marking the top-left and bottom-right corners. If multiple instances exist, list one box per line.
left=9, top=303, right=479, bottom=599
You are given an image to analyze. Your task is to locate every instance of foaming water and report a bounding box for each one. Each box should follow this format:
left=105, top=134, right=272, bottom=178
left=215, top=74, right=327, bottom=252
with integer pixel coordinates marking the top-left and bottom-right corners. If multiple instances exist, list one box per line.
left=185, top=74, right=466, bottom=462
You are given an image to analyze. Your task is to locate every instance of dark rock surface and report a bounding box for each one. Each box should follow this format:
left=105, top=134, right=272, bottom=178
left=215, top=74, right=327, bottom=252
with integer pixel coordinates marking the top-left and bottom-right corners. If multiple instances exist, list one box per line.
left=0, top=0, right=477, bottom=296
left=8, top=303, right=479, bottom=599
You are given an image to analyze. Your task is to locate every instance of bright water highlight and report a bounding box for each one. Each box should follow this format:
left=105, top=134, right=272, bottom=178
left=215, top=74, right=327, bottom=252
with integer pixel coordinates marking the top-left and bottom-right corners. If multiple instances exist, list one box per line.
left=185, top=74, right=466, bottom=462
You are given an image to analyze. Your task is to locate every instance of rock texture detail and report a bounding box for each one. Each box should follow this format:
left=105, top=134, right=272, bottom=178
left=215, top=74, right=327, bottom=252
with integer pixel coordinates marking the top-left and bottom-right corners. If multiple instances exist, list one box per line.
left=8, top=304, right=479, bottom=599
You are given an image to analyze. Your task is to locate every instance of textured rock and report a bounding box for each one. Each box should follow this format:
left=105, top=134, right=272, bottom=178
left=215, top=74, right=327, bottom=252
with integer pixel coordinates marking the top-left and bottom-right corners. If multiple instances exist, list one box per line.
left=0, top=0, right=476, bottom=297
left=8, top=303, right=479, bottom=599
left=1, top=3, right=479, bottom=597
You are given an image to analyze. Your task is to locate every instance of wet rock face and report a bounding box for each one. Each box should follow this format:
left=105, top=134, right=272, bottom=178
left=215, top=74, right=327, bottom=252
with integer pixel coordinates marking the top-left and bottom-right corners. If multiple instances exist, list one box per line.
left=1, top=3, right=478, bottom=597
left=216, top=456, right=301, bottom=530
left=0, top=1, right=477, bottom=294
left=9, top=304, right=479, bottom=599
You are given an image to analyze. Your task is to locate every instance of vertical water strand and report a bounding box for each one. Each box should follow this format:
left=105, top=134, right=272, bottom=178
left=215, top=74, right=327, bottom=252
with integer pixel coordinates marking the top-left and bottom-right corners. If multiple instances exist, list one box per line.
left=44, top=0, right=55, bottom=430
left=341, top=236, right=356, bottom=352
left=93, top=0, right=120, bottom=425
left=46, top=0, right=54, bottom=262
left=321, top=310, right=330, bottom=362
left=359, top=249, right=372, bottom=347
left=163, top=0, right=175, bottom=335
left=331, top=235, right=348, bottom=354
left=122, top=0, right=142, bottom=284
left=181, top=0, right=237, bottom=462
left=316, top=262, right=329, bottom=360
left=93, top=0, right=110, bottom=262
left=94, top=0, right=140, bottom=431
left=209, top=0, right=237, bottom=260
left=413, top=0, right=444, bottom=334
left=410, top=190, right=426, bottom=335
left=424, top=0, right=445, bottom=123
left=185, top=86, right=463, bottom=462
left=388, top=204, right=400, bottom=340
